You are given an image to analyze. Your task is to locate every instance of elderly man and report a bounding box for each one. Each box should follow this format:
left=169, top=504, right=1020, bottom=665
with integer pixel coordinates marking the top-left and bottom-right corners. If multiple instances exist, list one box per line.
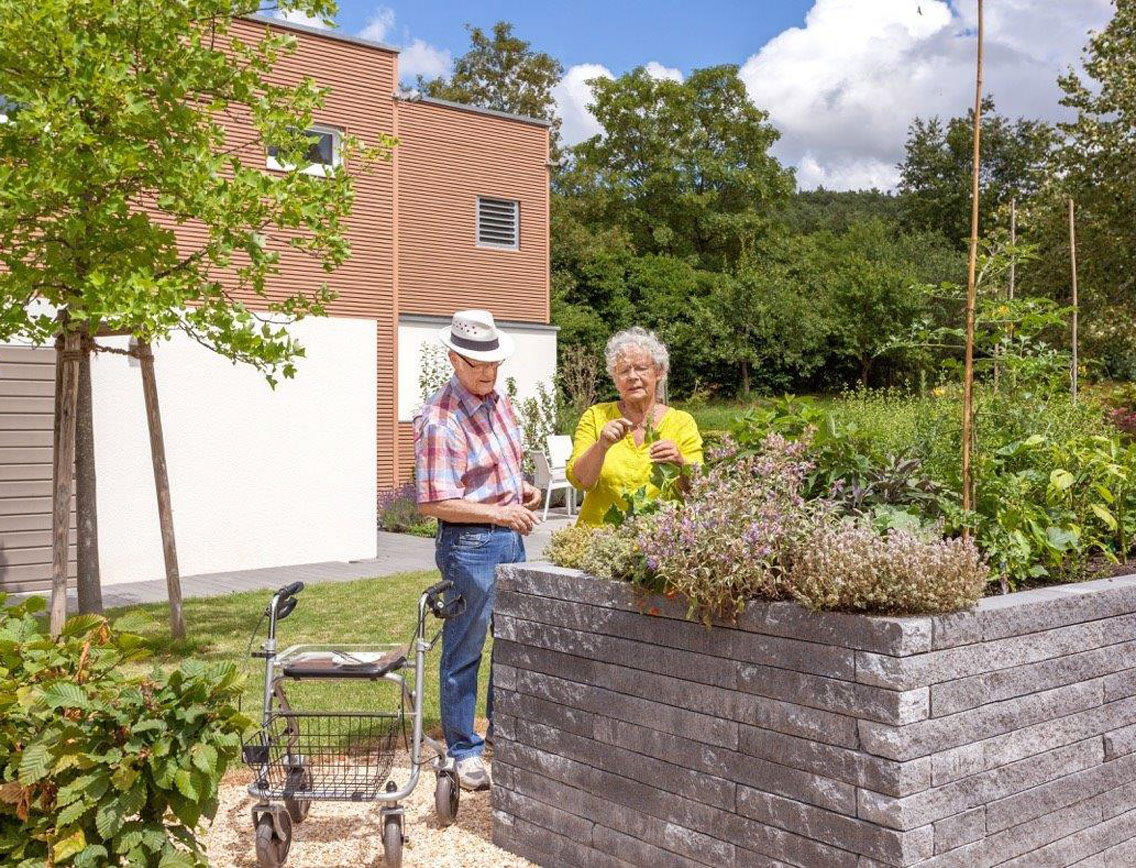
left=414, top=309, right=542, bottom=791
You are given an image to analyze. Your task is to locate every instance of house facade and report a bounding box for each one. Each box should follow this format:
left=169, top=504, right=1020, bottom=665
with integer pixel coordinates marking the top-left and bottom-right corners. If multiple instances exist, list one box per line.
left=0, top=16, right=554, bottom=593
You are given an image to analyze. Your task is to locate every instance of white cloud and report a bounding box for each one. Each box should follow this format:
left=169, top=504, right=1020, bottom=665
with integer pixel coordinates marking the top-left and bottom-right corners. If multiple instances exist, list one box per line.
left=553, top=63, right=614, bottom=146
left=739, top=0, right=1114, bottom=191
left=399, top=39, right=453, bottom=81
left=358, top=6, right=395, bottom=43
left=274, top=8, right=333, bottom=30
left=355, top=6, right=451, bottom=83
left=644, top=61, right=683, bottom=83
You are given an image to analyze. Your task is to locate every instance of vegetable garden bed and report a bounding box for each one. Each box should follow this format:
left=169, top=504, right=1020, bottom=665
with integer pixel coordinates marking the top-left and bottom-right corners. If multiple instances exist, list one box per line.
left=490, top=563, right=1136, bottom=866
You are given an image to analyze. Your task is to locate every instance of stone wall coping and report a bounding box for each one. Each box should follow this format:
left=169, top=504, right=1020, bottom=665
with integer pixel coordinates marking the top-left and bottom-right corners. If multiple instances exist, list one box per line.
left=500, top=563, right=1136, bottom=658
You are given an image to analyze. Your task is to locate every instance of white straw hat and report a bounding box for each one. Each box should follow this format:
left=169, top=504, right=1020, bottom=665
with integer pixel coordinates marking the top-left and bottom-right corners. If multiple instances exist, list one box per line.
left=438, top=309, right=515, bottom=362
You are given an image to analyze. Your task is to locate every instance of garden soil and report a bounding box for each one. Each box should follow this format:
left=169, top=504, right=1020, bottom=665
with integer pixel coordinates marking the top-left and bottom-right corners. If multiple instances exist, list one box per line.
left=204, top=752, right=533, bottom=868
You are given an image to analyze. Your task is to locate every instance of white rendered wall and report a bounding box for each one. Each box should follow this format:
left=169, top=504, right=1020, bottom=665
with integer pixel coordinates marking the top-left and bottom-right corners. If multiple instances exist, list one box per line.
left=91, top=317, right=377, bottom=585
left=397, top=317, right=558, bottom=421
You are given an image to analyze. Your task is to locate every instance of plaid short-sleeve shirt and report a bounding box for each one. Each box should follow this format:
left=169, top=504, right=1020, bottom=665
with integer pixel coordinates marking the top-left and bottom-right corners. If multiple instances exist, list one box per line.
left=413, top=376, right=525, bottom=506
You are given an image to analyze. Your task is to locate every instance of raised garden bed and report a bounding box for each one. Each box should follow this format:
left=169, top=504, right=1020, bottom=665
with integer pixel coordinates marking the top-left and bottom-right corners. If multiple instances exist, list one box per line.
left=490, top=563, right=1136, bottom=867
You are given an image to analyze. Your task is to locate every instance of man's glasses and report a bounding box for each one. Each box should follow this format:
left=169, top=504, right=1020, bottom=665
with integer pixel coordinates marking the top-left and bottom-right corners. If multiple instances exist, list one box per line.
left=457, top=353, right=502, bottom=372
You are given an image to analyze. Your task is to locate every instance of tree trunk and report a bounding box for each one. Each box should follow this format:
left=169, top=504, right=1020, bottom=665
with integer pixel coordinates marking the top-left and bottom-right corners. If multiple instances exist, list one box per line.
left=860, top=356, right=872, bottom=388
left=740, top=360, right=751, bottom=398
left=75, top=337, right=103, bottom=614
left=138, top=340, right=185, bottom=640
left=961, top=0, right=985, bottom=530
left=50, top=331, right=81, bottom=637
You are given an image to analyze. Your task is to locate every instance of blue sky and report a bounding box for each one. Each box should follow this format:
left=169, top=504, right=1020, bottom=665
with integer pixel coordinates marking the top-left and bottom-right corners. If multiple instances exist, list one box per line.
left=330, top=0, right=815, bottom=77
left=275, top=1, right=1114, bottom=191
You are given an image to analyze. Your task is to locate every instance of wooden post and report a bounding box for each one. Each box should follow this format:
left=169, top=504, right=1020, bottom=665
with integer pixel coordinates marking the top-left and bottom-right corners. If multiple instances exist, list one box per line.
left=50, top=331, right=81, bottom=637
left=138, top=340, right=186, bottom=640
left=1009, top=197, right=1017, bottom=301
left=1069, top=197, right=1079, bottom=404
left=76, top=335, right=103, bottom=614
left=961, top=0, right=985, bottom=526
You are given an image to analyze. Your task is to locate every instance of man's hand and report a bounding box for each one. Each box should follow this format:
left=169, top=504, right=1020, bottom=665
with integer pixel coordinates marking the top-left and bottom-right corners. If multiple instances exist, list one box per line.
left=599, top=417, right=634, bottom=448
left=522, top=482, right=543, bottom=510
left=494, top=504, right=541, bottom=535
left=649, top=439, right=684, bottom=465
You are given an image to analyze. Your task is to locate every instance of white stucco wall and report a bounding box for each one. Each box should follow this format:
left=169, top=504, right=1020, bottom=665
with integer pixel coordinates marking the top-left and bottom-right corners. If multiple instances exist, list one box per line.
left=397, top=316, right=558, bottom=421
left=91, top=317, right=377, bottom=585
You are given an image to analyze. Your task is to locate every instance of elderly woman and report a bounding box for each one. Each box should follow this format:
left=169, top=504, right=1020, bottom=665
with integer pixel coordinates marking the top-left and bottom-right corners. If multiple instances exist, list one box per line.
left=567, top=327, right=703, bottom=525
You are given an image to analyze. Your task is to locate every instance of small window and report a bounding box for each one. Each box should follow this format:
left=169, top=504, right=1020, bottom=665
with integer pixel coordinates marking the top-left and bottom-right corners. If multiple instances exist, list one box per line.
left=477, top=197, right=519, bottom=250
left=266, top=124, right=341, bottom=176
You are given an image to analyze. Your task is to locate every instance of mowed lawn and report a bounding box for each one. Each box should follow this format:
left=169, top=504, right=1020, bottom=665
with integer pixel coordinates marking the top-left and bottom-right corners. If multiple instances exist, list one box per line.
left=109, top=570, right=488, bottom=733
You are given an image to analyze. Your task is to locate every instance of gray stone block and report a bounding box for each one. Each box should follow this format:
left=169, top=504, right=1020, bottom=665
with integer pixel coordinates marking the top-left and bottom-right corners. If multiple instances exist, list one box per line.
left=977, top=574, right=1136, bottom=641
left=512, top=718, right=736, bottom=812
left=745, top=692, right=861, bottom=749
left=1104, top=722, right=1136, bottom=761
left=931, top=610, right=982, bottom=650
left=998, top=805, right=1136, bottom=867
left=982, top=694, right=1136, bottom=770
left=493, top=759, right=516, bottom=792
left=1070, top=832, right=1136, bottom=867
left=511, top=659, right=739, bottom=749
left=736, top=599, right=933, bottom=657
left=931, top=743, right=984, bottom=787
left=1102, top=667, right=1136, bottom=702
left=494, top=713, right=516, bottom=742
left=591, top=824, right=720, bottom=868
left=985, top=750, right=1134, bottom=834
left=856, top=613, right=1136, bottom=691
left=493, top=661, right=517, bottom=691
left=737, top=662, right=929, bottom=726
left=912, top=796, right=1100, bottom=867
left=739, top=724, right=931, bottom=798
left=930, top=638, right=1136, bottom=717
left=1089, top=778, right=1136, bottom=821
left=722, top=813, right=861, bottom=868
left=495, top=680, right=596, bottom=737
left=933, top=807, right=985, bottom=855
left=594, top=715, right=855, bottom=816
left=858, top=679, right=1103, bottom=761
left=736, top=786, right=933, bottom=866
left=495, top=812, right=633, bottom=868
left=856, top=737, right=1102, bottom=831
left=493, top=784, right=596, bottom=843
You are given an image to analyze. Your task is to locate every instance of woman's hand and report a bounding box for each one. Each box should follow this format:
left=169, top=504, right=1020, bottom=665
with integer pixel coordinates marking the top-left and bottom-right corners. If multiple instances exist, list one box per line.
left=599, top=417, right=634, bottom=448
left=649, top=439, right=684, bottom=465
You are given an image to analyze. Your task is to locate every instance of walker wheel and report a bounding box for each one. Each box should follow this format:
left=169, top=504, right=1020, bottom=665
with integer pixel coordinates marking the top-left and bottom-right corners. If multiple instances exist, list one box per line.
left=383, top=813, right=403, bottom=868
left=255, top=812, right=292, bottom=868
left=435, top=769, right=460, bottom=826
left=283, top=766, right=312, bottom=824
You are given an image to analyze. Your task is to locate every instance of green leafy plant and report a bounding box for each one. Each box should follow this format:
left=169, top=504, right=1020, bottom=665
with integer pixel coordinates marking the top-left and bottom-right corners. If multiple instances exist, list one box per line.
left=0, top=595, right=251, bottom=867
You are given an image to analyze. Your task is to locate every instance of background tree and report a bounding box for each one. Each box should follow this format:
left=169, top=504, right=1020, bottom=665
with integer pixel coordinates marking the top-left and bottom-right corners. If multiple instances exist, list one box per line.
left=0, top=0, right=393, bottom=633
left=418, top=21, right=564, bottom=158
left=897, top=98, right=1056, bottom=246
left=565, top=65, right=793, bottom=269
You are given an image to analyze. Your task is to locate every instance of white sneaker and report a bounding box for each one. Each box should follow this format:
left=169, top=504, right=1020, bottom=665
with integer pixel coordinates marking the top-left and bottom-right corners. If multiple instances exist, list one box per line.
left=454, top=755, right=491, bottom=791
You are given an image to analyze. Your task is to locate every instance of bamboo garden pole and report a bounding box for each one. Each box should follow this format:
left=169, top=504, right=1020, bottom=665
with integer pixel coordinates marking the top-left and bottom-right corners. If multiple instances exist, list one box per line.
left=1009, top=197, right=1017, bottom=300
left=1069, top=197, right=1079, bottom=404
left=961, top=0, right=985, bottom=526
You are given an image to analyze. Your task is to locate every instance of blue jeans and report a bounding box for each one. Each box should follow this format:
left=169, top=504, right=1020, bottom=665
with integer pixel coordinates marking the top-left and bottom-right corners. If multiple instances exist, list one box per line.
left=435, top=521, right=525, bottom=761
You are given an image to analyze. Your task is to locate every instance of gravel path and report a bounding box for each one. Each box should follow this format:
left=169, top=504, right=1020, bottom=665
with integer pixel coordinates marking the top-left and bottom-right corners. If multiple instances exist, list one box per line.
left=204, top=754, right=534, bottom=868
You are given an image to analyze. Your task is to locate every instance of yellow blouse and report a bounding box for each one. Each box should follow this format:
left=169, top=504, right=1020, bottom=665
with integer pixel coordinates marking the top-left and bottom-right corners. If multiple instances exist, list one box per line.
left=566, top=403, right=703, bottom=526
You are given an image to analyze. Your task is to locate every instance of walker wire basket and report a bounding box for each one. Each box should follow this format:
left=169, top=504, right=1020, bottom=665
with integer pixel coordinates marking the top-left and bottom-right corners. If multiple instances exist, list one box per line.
left=243, top=709, right=406, bottom=801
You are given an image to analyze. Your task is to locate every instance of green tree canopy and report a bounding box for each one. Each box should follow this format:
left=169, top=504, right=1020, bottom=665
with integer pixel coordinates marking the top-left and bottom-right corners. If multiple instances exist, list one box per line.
left=418, top=21, right=563, bottom=157
left=563, top=65, right=794, bottom=270
left=897, top=97, right=1056, bottom=247
left=0, top=0, right=393, bottom=380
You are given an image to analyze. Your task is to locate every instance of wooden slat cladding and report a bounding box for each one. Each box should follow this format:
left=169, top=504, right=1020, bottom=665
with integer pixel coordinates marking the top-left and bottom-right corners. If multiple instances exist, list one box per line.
left=396, top=100, right=550, bottom=324
left=0, top=345, right=76, bottom=592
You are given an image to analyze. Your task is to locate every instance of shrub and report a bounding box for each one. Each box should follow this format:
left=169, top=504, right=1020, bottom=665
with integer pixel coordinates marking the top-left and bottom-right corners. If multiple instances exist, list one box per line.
left=378, top=483, right=437, bottom=537
left=0, top=595, right=250, bottom=867
left=578, top=523, right=651, bottom=588
left=788, top=524, right=988, bottom=615
left=635, top=433, right=824, bottom=622
left=544, top=523, right=600, bottom=570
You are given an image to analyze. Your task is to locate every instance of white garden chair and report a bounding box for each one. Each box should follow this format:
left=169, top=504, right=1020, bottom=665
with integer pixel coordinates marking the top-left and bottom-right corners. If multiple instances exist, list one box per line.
left=530, top=448, right=576, bottom=520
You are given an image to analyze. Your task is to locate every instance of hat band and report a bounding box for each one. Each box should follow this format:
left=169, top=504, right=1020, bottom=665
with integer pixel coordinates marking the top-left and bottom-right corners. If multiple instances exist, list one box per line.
left=450, top=332, right=500, bottom=352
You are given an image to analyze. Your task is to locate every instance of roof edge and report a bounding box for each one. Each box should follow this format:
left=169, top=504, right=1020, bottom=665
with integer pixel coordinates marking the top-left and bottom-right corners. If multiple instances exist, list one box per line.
left=242, top=13, right=400, bottom=54
left=397, top=93, right=553, bottom=129
left=400, top=313, right=558, bottom=332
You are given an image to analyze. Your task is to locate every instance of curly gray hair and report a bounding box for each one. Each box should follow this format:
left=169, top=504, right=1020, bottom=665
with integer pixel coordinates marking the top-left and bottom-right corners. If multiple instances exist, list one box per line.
left=605, top=327, right=670, bottom=399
